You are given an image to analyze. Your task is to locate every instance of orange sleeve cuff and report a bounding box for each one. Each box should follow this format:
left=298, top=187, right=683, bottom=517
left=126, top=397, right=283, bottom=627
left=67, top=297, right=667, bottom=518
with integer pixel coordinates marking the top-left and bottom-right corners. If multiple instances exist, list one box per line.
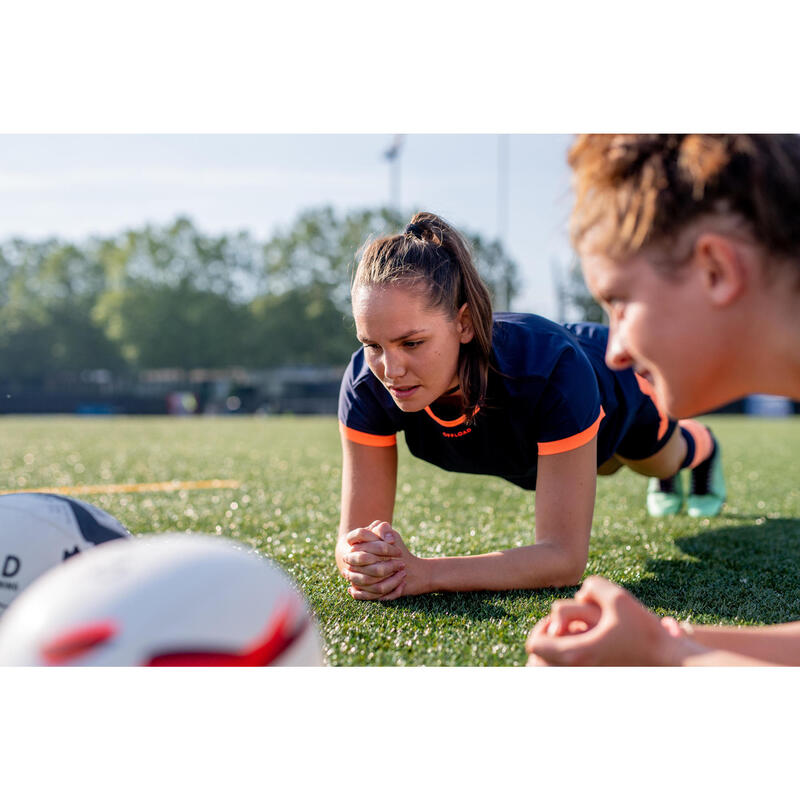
left=339, top=421, right=397, bottom=448
left=537, top=407, right=605, bottom=456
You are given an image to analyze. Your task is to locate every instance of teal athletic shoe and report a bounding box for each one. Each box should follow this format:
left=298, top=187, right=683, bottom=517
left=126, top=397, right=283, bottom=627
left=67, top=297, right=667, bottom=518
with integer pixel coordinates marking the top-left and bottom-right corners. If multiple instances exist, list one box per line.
left=646, top=472, right=684, bottom=517
left=687, top=443, right=726, bottom=517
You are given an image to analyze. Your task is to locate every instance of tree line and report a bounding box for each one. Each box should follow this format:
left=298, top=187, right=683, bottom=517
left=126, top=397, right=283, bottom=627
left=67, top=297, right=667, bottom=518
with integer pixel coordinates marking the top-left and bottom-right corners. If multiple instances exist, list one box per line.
left=0, top=207, right=520, bottom=382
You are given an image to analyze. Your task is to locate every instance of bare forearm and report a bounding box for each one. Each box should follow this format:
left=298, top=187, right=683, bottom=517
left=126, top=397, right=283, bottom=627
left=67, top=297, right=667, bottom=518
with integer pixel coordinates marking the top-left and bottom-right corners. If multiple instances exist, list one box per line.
left=335, top=534, right=348, bottom=574
left=684, top=621, right=800, bottom=666
left=678, top=648, right=780, bottom=666
left=424, top=542, right=585, bottom=593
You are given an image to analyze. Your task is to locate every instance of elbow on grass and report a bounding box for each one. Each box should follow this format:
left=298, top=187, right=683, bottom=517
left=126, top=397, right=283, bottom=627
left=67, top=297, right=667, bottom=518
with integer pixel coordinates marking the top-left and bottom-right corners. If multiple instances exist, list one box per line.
left=544, top=551, right=586, bottom=589
left=549, top=567, right=585, bottom=589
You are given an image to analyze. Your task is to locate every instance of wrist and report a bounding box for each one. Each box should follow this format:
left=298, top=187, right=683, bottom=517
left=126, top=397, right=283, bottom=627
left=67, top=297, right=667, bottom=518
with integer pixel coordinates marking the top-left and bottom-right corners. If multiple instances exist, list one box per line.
left=656, top=617, right=708, bottom=666
left=412, top=555, right=435, bottom=595
left=334, top=537, right=349, bottom=576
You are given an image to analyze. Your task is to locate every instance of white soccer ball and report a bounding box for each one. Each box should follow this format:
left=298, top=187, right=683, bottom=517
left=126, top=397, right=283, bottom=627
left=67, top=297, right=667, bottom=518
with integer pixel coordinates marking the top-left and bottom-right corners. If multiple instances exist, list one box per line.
left=0, top=493, right=131, bottom=616
left=0, top=533, right=325, bottom=666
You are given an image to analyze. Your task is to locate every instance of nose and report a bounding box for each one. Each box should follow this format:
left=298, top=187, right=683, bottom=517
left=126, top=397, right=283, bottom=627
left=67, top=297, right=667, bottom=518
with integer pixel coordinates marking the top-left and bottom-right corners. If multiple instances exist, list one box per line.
left=605, top=328, right=634, bottom=371
left=382, top=349, right=407, bottom=380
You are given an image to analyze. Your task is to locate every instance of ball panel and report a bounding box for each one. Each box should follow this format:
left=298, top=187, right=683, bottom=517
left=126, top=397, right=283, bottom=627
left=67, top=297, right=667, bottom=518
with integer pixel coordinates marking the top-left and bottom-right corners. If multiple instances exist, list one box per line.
left=0, top=533, right=324, bottom=666
left=48, top=495, right=131, bottom=546
left=0, top=493, right=130, bottom=616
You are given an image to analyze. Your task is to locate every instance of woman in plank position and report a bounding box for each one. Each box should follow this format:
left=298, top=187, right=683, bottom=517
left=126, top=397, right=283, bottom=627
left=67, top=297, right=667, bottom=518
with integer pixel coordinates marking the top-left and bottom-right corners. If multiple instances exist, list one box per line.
left=526, top=134, right=800, bottom=666
left=336, top=211, right=724, bottom=601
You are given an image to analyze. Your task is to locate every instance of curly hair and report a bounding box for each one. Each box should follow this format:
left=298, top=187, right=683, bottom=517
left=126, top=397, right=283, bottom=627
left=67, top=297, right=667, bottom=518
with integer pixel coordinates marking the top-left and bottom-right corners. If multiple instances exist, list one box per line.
left=569, top=134, right=800, bottom=271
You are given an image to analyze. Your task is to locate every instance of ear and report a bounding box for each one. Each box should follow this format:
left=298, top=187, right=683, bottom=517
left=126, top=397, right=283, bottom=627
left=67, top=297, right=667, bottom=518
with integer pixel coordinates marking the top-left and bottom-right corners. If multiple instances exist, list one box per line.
left=693, top=233, right=748, bottom=307
left=456, top=303, right=475, bottom=344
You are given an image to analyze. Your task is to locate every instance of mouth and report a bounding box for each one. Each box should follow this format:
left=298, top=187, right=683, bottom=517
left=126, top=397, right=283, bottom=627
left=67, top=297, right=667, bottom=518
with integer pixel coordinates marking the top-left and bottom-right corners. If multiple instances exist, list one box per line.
left=386, top=384, right=420, bottom=400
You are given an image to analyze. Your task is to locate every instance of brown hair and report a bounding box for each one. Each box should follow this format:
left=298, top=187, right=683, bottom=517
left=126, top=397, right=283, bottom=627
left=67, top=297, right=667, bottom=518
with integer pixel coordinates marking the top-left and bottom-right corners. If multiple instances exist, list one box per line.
left=353, top=211, right=493, bottom=421
left=569, top=134, right=800, bottom=271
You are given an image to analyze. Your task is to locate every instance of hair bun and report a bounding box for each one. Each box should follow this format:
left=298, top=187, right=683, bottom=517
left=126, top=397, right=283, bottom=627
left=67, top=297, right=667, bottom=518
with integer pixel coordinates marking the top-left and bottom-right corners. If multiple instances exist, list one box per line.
left=678, top=135, right=732, bottom=199
left=606, top=134, right=681, bottom=178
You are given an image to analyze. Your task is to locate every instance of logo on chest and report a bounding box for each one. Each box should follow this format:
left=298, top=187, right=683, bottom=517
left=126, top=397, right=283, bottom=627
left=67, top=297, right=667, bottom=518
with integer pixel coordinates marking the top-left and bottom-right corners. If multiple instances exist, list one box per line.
left=442, top=427, right=473, bottom=439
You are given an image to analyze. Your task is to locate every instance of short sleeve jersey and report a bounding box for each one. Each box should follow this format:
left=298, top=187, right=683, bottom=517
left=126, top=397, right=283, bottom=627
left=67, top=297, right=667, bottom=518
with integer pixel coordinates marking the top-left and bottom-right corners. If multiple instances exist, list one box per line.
left=338, top=312, right=654, bottom=490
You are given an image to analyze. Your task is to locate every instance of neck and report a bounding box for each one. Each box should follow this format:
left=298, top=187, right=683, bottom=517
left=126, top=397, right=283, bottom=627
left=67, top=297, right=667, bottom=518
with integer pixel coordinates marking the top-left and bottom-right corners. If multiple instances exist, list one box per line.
left=734, top=279, right=800, bottom=399
left=431, top=382, right=464, bottom=412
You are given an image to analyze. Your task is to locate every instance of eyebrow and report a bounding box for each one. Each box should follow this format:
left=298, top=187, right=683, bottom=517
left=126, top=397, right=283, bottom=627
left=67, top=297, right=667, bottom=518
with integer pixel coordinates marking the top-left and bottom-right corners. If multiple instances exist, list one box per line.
left=357, top=328, right=428, bottom=344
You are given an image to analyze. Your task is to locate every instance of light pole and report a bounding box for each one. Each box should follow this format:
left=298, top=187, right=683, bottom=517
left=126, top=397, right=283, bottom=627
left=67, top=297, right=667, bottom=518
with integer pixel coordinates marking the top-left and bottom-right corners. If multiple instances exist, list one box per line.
left=496, top=134, right=510, bottom=310
left=383, top=134, right=405, bottom=212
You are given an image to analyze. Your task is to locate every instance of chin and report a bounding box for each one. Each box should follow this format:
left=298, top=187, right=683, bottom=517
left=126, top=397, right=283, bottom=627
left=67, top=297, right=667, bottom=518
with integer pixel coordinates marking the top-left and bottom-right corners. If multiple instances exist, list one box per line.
left=391, top=395, right=428, bottom=413
left=662, top=386, right=719, bottom=420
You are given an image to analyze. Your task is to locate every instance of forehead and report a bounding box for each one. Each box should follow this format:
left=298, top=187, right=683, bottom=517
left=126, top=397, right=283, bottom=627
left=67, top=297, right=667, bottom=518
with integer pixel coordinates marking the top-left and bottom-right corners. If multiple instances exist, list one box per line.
left=580, top=249, right=632, bottom=291
left=352, top=283, right=446, bottom=336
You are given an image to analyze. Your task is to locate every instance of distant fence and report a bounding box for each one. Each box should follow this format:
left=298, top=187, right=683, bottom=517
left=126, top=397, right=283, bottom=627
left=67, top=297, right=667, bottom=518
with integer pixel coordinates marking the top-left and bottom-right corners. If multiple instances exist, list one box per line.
left=0, top=372, right=796, bottom=417
left=0, top=390, right=166, bottom=415
left=0, top=365, right=346, bottom=416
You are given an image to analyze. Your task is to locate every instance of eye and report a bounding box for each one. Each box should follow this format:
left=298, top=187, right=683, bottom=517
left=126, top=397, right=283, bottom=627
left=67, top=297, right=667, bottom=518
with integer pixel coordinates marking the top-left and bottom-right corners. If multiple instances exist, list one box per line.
left=403, top=340, right=423, bottom=349
left=362, top=343, right=382, bottom=352
left=600, top=295, right=625, bottom=313
left=602, top=299, right=627, bottom=327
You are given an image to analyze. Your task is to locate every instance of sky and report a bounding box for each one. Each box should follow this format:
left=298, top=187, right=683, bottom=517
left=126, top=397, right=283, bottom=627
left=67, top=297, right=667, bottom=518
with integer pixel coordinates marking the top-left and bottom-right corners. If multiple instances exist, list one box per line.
left=0, top=134, right=575, bottom=319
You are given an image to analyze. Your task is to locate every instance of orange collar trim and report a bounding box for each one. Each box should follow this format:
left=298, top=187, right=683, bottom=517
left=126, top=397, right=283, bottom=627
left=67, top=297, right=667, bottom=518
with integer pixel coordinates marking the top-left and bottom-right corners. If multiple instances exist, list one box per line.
left=424, top=405, right=479, bottom=428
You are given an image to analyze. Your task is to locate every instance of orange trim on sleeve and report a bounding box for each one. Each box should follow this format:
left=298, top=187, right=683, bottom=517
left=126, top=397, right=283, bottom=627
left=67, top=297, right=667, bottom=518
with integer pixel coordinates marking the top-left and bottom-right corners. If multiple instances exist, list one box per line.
left=634, top=373, right=670, bottom=440
left=339, top=421, right=397, bottom=448
left=538, top=407, right=606, bottom=456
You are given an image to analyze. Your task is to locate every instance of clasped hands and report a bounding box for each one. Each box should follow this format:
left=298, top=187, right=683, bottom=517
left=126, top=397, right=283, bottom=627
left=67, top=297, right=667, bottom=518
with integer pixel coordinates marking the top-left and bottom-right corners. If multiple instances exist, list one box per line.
left=338, top=521, right=426, bottom=601
left=525, top=575, right=700, bottom=666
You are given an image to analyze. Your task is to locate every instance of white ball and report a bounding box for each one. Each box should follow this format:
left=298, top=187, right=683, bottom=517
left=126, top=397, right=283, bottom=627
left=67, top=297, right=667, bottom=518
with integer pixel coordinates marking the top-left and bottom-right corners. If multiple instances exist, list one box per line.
left=0, top=533, right=324, bottom=666
left=0, top=493, right=131, bottom=616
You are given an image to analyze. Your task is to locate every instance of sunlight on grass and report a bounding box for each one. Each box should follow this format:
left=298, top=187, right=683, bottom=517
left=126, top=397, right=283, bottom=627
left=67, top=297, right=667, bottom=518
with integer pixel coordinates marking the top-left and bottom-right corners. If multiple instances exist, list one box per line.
left=3, top=414, right=799, bottom=665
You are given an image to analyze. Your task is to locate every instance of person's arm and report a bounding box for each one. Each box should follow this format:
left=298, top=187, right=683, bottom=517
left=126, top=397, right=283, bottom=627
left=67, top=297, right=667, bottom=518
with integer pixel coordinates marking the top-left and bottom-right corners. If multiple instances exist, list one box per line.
left=336, top=433, right=407, bottom=597
left=526, top=576, right=792, bottom=666
left=424, top=436, right=597, bottom=592
left=348, top=436, right=597, bottom=599
left=338, top=433, right=397, bottom=549
left=682, top=622, right=800, bottom=666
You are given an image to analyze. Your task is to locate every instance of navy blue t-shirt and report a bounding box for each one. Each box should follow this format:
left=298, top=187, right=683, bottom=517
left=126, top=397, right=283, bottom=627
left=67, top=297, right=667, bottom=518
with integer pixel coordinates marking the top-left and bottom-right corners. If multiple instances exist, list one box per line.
left=338, top=313, right=667, bottom=490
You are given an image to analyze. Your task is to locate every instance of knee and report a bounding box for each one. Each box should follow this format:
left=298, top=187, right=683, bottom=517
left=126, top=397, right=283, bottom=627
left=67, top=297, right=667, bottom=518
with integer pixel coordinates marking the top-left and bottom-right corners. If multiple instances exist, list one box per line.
left=598, top=455, right=623, bottom=476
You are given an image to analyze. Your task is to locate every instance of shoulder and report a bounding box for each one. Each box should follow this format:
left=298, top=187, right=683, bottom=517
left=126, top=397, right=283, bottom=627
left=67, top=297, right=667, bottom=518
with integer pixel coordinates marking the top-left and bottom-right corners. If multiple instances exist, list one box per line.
left=562, top=321, right=610, bottom=356
left=492, top=317, right=604, bottom=447
left=491, top=312, right=593, bottom=381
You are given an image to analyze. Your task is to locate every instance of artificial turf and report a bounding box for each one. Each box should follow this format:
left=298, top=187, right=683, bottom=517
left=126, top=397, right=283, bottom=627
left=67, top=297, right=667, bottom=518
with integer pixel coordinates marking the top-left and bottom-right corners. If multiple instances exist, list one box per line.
left=3, top=414, right=799, bottom=665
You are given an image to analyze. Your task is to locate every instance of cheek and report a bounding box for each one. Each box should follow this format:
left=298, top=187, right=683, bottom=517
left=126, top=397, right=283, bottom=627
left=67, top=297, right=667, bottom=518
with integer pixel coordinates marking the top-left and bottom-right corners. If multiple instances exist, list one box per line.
left=433, top=342, right=459, bottom=374
left=621, top=304, right=661, bottom=352
left=364, top=352, right=383, bottom=378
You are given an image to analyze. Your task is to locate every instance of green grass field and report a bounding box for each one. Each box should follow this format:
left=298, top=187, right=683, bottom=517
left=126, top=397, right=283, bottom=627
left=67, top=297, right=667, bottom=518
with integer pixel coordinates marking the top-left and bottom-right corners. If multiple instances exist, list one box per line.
left=3, top=414, right=799, bottom=665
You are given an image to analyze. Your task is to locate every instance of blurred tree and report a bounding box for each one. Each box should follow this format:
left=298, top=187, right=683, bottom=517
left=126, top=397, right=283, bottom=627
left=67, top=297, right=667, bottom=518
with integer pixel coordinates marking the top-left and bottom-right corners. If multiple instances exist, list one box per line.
left=0, top=239, right=123, bottom=380
left=555, top=257, right=605, bottom=324
left=97, top=217, right=260, bottom=300
left=90, top=219, right=262, bottom=369
left=0, top=209, right=523, bottom=377
left=261, top=206, right=404, bottom=308
left=261, top=205, right=520, bottom=311
left=92, top=281, right=250, bottom=369
left=245, top=285, right=357, bottom=367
